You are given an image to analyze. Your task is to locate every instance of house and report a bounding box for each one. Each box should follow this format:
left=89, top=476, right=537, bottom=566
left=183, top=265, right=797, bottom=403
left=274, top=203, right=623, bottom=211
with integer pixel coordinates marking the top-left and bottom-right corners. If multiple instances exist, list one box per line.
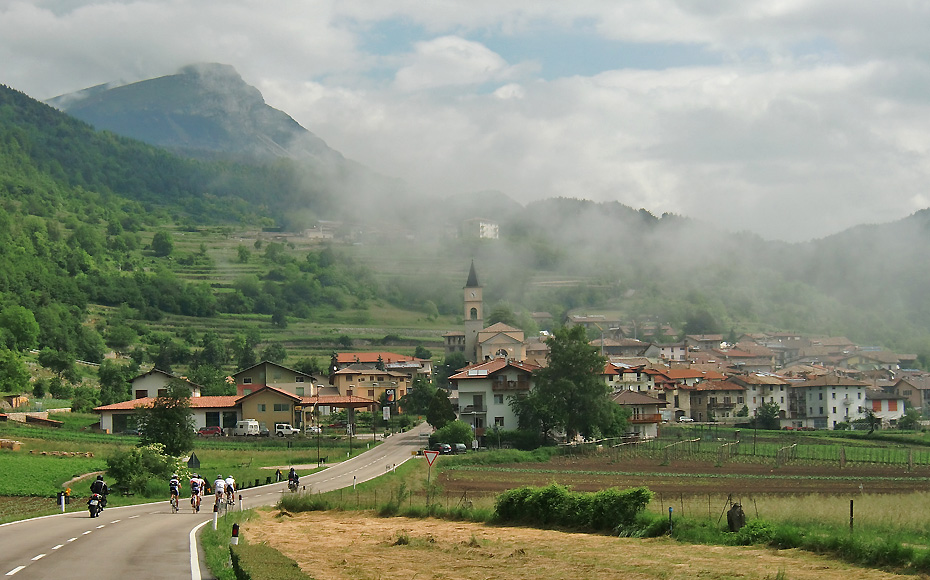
left=234, top=361, right=319, bottom=397
left=685, top=334, right=725, bottom=352
left=330, top=365, right=411, bottom=402
left=130, top=368, right=202, bottom=399
left=657, top=342, right=688, bottom=363
left=786, top=374, right=869, bottom=430
left=866, top=389, right=906, bottom=428
left=331, top=352, right=432, bottom=382
left=890, top=374, right=930, bottom=412
left=610, top=390, right=667, bottom=439
left=588, top=338, right=654, bottom=357
left=462, top=217, right=499, bottom=239
left=729, top=373, right=790, bottom=417
left=837, top=351, right=901, bottom=372
left=94, top=395, right=239, bottom=434
left=449, top=358, right=540, bottom=443
left=689, top=380, right=746, bottom=422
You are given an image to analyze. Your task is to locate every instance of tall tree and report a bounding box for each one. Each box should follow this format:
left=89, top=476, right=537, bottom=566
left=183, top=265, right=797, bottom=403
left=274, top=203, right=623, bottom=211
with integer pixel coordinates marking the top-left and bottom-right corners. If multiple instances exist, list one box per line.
left=399, top=377, right=436, bottom=416
left=0, top=305, right=39, bottom=351
left=426, top=388, right=456, bottom=430
left=135, top=379, right=195, bottom=456
left=517, top=325, right=610, bottom=441
left=97, top=359, right=136, bottom=405
left=0, top=349, right=30, bottom=393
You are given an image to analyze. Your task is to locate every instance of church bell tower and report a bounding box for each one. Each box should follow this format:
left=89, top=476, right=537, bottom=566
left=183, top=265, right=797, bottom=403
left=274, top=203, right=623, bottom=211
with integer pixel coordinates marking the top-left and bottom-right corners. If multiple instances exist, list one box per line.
left=463, top=260, right=483, bottom=362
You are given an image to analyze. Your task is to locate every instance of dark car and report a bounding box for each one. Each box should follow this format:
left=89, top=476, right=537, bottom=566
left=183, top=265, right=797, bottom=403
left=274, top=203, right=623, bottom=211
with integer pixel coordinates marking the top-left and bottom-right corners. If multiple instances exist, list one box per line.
left=453, top=443, right=467, bottom=454
left=431, top=443, right=453, bottom=455
left=197, top=426, right=223, bottom=437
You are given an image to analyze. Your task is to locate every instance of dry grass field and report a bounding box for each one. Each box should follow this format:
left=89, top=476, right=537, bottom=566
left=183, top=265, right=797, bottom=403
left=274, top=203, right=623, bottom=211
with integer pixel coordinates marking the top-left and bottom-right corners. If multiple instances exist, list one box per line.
left=244, top=510, right=909, bottom=580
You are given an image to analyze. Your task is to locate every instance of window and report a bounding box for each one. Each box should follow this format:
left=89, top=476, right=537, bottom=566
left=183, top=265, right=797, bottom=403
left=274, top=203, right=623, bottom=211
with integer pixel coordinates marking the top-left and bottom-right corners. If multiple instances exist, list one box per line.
left=737, top=396, right=743, bottom=404
left=296, top=377, right=305, bottom=383
left=243, top=377, right=252, bottom=384
left=818, top=393, right=823, bottom=400
left=832, top=392, right=836, bottom=399
left=889, top=400, right=898, bottom=412
left=257, top=404, right=266, bottom=412
left=157, top=389, right=167, bottom=397
left=494, top=394, right=504, bottom=405
left=780, top=397, right=784, bottom=404
left=857, top=392, right=862, bottom=399
left=872, top=401, right=881, bottom=412
left=819, top=407, right=824, bottom=415
left=833, top=407, right=836, bottom=414
left=273, top=403, right=290, bottom=412
left=205, top=412, right=220, bottom=427
left=368, top=390, right=375, bottom=398
left=377, top=376, right=385, bottom=382
left=494, top=417, right=504, bottom=427
left=135, top=390, right=147, bottom=399
left=296, top=387, right=304, bottom=396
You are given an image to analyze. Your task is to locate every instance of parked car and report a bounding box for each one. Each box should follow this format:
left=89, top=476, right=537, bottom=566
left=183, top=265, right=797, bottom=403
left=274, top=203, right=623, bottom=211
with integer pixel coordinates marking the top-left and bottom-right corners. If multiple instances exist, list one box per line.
left=197, top=426, right=223, bottom=437
left=677, top=416, right=694, bottom=423
left=431, top=443, right=453, bottom=454
left=306, top=425, right=322, bottom=434
left=275, top=423, right=299, bottom=437
left=452, top=443, right=467, bottom=454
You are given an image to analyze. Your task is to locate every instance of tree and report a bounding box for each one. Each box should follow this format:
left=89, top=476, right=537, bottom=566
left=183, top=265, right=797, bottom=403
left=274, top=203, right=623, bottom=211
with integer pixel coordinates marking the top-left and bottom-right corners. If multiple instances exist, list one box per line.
left=519, top=325, right=610, bottom=441
left=864, top=409, right=881, bottom=434
left=38, top=347, right=77, bottom=382
left=753, top=401, right=781, bottom=430
left=399, top=377, right=436, bottom=415
left=0, top=349, right=30, bottom=393
left=898, top=408, right=922, bottom=431
left=236, top=245, right=251, bottom=263
left=97, top=359, right=135, bottom=405
left=432, top=420, right=474, bottom=446
left=150, top=231, right=174, bottom=257
left=487, top=303, right=519, bottom=327
left=435, top=352, right=467, bottom=388
left=0, top=305, right=39, bottom=351
left=414, top=345, right=432, bottom=360
left=426, top=388, right=456, bottom=430
left=260, top=343, right=288, bottom=364
left=135, top=379, right=195, bottom=456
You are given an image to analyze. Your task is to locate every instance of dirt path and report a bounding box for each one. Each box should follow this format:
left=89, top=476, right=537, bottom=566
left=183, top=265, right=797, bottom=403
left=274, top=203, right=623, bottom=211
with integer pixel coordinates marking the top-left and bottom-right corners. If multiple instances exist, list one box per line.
left=245, top=510, right=909, bottom=580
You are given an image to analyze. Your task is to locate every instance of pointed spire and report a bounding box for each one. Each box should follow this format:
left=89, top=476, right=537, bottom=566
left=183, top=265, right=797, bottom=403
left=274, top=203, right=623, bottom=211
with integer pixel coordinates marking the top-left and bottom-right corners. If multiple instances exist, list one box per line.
left=465, top=260, right=480, bottom=288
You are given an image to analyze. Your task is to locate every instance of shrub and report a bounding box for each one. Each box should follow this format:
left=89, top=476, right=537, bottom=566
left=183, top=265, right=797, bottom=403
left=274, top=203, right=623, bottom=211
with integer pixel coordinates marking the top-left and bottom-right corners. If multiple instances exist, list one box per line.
left=105, top=443, right=186, bottom=496
left=735, top=520, right=776, bottom=545
left=494, top=484, right=653, bottom=532
left=276, top=492, right=331, bottom=513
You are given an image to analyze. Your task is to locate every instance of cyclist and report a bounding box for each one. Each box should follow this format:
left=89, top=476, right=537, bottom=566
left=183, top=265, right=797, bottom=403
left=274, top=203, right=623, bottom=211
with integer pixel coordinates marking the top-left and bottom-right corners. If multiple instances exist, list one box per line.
left=224, top=475, right=236, bottom=504
left=189, top=473, right=203, bottom=512
left=213, top=475, right=227, bottom=509
left=169, top=473, right=181, bottom=512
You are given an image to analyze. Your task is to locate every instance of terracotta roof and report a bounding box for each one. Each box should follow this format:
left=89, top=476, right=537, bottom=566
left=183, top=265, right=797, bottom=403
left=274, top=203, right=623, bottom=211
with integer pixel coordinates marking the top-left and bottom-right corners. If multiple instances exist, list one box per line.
left=333, top=366, right=409, bottom=377
left=94, top=395, right=239, bottom=412
left=732, top=373, right=788, bottom=386
left=449, top=358, right=540, bottom=380
left=334, top=352, right=420, bottom=365
left=611, top=391, right=668, bottom=406
left=302, top=395, right=377, bottom=407
left=693, top=380, right=745, bottom=392
left=791, top=374, right=869, bottom=388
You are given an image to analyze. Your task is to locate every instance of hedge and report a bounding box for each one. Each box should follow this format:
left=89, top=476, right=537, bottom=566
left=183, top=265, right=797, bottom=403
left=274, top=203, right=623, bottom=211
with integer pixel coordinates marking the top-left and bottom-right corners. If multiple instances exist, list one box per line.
left=494, top=483, right=653, bottom=533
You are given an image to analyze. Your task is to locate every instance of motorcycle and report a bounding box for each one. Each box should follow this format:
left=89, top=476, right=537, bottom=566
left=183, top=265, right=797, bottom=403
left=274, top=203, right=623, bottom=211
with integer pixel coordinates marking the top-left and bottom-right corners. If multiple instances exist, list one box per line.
left=88, top=493, right=104, bottom=518
left=287, top=479, right=299, bottom=492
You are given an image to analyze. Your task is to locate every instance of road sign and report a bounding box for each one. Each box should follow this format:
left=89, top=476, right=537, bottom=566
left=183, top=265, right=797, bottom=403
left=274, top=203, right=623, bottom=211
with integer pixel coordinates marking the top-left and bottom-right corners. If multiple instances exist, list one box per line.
left=424, top=450, right=439, bottom=466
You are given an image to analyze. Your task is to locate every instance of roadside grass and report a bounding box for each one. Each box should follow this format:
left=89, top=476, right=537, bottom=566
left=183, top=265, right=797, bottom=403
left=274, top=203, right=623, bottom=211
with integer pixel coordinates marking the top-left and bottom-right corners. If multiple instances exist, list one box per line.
left=200, top=509, right=256, bottom=580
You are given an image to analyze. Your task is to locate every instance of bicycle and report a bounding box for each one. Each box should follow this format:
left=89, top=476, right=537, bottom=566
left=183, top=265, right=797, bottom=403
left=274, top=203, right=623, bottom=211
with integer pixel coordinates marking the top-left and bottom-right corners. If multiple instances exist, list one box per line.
left=214, top=493, right=226, bottom=514
left=225, top=488, right=235, bottom=506
left=191, top=493, right=201, bottom=513
left=170, top=494, right=179, bottom=513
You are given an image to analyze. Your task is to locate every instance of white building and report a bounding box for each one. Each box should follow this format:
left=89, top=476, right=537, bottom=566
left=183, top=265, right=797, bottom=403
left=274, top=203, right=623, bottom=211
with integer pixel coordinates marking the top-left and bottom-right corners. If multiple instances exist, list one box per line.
left=449, top=358, right=540, bottom=444
left=787, top=374, right=869, bottom=429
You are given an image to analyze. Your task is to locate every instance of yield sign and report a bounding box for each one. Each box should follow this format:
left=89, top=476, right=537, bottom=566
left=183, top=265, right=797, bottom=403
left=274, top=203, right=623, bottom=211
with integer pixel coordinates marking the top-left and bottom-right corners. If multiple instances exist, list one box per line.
left=424, top=450, right=439, bottom=466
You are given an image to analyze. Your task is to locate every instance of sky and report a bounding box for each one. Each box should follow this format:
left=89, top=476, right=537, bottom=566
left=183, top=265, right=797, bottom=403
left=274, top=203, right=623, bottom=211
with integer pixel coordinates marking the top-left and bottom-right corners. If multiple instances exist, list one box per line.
left=3, top=1, right=930, bottom=242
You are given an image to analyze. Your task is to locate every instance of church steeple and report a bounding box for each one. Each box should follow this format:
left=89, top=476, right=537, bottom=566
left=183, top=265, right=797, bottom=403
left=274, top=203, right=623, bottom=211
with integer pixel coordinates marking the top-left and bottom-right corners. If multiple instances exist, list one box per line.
left=465, top=260, right=480, bottom=289
left=463, top=260, right=483, bottom=362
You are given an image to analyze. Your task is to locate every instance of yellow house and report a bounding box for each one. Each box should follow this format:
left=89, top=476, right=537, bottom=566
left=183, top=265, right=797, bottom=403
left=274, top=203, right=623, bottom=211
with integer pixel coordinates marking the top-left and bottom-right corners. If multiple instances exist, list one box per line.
left=237, top=386, right=303, bottom=430
left=234, top=360, right=321, bottom=397
left=331, top=366, right=410, bottom=403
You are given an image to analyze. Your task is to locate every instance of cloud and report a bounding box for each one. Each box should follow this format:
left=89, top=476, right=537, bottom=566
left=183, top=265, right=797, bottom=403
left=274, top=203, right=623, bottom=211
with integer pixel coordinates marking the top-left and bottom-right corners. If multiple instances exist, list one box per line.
left=3, top=1, right=930, bottom=241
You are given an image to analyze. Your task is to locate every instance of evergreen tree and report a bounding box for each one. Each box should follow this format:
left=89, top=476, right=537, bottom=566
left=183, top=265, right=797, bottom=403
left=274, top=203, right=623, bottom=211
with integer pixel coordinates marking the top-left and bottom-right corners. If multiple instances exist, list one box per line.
left=426, top=388, right=456, bottom=430
left=136, top=379, right=195, bottom=456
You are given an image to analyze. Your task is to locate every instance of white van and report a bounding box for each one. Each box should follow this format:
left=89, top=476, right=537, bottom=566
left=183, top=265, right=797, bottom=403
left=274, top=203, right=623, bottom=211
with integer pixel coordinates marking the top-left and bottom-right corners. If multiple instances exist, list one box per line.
left=232, top=419, right=260, bottom=436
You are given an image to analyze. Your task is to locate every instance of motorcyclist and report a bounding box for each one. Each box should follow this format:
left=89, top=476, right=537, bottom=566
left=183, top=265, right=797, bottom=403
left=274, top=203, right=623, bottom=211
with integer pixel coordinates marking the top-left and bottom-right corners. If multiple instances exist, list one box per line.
left=90, top=474, right=109, bottom=508
left=287, top=467, right=299, bottom=490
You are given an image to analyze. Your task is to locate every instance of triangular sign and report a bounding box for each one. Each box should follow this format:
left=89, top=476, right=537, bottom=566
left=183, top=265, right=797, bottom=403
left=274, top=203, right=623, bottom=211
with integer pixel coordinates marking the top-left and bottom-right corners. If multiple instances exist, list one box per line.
left=424, top=450, right=439, bottom=466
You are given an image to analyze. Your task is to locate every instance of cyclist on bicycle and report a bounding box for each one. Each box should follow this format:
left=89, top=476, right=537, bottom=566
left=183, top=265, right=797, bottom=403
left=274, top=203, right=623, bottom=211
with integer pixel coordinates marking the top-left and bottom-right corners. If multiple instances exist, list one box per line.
left=224, top=475, right=236, bottom=504
left=169, top=473, right=181, bottom=510
left=189, top=473, right=203, bottom=512
left=213, top=475, right=226, bottom=509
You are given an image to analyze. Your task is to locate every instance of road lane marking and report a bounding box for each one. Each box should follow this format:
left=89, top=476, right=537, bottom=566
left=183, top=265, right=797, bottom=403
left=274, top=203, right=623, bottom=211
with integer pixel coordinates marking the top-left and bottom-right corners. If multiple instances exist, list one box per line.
left=30, top=555, right=44, bottom=561
left=52, top=545, right=63, bottom=550
left=110, top=520, right=120, bottom=523
left=5, top=565, right=25, bottom=575
left=82, top=530, right=92, bottom=535
left=67, top=537, right=77, bottom=542
left=96, top=525, right=105, bottom=529
left=129, top=515, right=140, bottom=519
left=190, top=519, right=211, bottom=580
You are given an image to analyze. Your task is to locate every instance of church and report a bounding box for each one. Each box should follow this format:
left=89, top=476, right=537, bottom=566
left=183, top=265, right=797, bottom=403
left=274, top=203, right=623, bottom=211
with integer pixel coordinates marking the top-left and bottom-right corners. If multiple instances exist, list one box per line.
left=442, top=261, right=531, bottom=364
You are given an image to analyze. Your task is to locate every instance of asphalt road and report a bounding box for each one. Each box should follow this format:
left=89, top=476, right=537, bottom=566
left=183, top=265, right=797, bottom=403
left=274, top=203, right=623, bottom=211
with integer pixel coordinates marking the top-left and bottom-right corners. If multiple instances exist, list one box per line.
left=0, top=424, right=431, bottom=579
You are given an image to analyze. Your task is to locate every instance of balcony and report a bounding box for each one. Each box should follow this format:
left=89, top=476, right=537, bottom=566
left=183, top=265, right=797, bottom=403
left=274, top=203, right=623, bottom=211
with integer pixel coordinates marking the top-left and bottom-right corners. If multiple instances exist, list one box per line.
left=459, top=405, right=487, bottom=415
left=629, top=414, right=663, bottom=424
left=492, top=380, right=531, bottom=391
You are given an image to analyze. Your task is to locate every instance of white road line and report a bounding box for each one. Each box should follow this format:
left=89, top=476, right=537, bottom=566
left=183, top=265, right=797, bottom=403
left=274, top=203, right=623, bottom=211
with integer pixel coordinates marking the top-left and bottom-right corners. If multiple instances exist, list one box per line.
left=51, top=545, right=63, bottom=550
left=96, top=525, right=105, bottom=529
left=30, top=555, right=44, bottom=561
left=82, top=530, right=92, bottom=535
left=110, top=520, right=121, bottom=524
left=5, top=565, right=25, bottom=576
left=67, top=537, right=77, bottom=542
left=190, top=519, right=211, bottom=580
left=129, top=515, right=140, bottom=519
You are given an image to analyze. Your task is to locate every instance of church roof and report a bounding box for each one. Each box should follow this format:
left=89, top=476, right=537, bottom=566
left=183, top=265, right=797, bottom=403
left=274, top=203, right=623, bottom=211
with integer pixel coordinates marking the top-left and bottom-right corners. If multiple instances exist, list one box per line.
left=465, top=260, right=480, bottom=288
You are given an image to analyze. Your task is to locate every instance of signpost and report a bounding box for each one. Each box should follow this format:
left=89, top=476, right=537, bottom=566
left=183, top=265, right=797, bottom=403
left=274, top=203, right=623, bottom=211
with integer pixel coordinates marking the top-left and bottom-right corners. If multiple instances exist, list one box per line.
left=424, top=450, right=439, bottom=506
